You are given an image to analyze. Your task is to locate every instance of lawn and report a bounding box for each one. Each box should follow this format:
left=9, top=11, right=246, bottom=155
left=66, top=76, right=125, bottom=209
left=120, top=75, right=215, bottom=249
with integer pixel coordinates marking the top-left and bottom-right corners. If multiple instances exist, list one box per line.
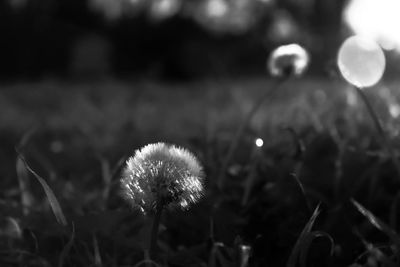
left=1, top=77, right=400, bottom=267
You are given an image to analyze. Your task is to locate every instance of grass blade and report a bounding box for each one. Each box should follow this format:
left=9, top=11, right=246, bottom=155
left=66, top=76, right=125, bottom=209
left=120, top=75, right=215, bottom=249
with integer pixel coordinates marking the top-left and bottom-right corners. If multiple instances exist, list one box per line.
left=238, top=245, right=251, bottom=267
left=93, top=233, right=102, bottom=267
left=17, top=154, right=68, bottom=226
left=16, top=157, right=35, bottom=215
left=58, top=223, right=75, bottom=267
left=209, top=242, right=232, bottom=267
left=299, top=230, right=334, bottom=267
left=16, top=126, right=37, bottom=151
left=286, top=204, right=320, bottom=267
left=351, top=199, right=400, bottom=247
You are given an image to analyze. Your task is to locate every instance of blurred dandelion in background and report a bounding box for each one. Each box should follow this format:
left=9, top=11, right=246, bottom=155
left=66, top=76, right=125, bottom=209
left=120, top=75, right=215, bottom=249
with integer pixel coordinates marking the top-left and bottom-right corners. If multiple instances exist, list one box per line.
left=267, top=10, right=298, bottom=43
left=337, top=35, right=386, bottom=88
left=205, top=0, right=229, bottom=19
left=267, top=43, right=310, bottom=77
left=121, top=142, right=204, bottom=214
left=192, top=0, right=260, bottom=34
left=88, top=0, right=124, bottom=20
left=344, top=0, right=400, bottom=51
left=89, top=0, right=146, bottom=20
left=149, top=0, right=181, bottom=21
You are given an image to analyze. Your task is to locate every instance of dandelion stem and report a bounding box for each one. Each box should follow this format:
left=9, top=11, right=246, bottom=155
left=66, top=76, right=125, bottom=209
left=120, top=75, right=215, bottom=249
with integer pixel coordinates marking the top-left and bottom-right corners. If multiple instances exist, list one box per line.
left=355, top=86, right=400, bottom=179
left=149, top=205, right=163, bottom=257
left=217, top=78, right=286, bottom=189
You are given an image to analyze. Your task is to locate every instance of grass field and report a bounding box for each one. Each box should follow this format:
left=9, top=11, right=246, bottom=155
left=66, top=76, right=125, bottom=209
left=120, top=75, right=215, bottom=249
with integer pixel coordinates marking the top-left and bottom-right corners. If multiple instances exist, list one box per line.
left=1, top=77, right=400, bottom=266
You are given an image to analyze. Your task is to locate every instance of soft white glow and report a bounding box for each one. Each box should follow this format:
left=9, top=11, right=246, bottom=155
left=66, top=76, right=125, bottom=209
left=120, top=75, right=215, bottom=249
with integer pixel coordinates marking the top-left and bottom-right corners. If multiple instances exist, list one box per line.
left=337, top=35, right=385, bottom=88
left=205, top=0, right=228, bottom=18
left=344, top=0, right=400, bottom=51
left=255, top=138, right=264, bottom=147
left=50, top=140, right=64, bottom=153
left=150, top=0, right=181, bottom=20
left=9, top=0, right=27, bottom=9
left=269, top=12, right=296, bottom=42
left=89, top=0, right=122, bottom=20
left=390, top=105, right=400, bottom=118
left=345, top=88, right=358, bottom=107
left=256, top=0, right=273, bottom=4
left=389, top=104, right=400, bottom=118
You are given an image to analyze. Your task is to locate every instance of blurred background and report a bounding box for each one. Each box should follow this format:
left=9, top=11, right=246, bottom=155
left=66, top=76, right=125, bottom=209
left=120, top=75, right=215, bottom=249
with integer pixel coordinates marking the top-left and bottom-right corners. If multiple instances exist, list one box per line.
left=0, top=0, right=380, bottom=81
left=2, top=0, right=400, bottom=81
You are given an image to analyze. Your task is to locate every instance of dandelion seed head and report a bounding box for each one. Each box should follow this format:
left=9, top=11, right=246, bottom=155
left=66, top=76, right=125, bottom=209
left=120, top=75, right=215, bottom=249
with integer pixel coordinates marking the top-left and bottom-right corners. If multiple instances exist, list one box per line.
left=267, top=43, right=310, bottom=78
left=121, top=142, right=204, bottom=214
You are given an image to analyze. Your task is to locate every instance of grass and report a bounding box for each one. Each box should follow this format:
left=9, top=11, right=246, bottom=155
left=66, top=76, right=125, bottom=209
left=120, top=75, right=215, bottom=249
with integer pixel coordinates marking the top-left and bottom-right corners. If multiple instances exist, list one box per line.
left=1, top=77, right=400, bottom=266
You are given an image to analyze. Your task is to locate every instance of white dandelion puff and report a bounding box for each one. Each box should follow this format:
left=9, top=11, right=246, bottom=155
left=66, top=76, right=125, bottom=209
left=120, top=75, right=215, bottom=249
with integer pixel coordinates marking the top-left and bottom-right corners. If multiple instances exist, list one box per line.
left=267, top=43, right=310, bottom=78
left=121, top=142, right=204, bottom=214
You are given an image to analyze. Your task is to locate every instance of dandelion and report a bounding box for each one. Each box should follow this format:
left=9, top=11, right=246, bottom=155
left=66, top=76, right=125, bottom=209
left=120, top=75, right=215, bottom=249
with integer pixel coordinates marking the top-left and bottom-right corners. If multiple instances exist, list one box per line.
left=267, top=43, right=310, bottom=77
left=217, top=44, right=308, bottom=189
left=121, top=142, right=204, bottom=256
left=121, top=142, right=204, bottom=214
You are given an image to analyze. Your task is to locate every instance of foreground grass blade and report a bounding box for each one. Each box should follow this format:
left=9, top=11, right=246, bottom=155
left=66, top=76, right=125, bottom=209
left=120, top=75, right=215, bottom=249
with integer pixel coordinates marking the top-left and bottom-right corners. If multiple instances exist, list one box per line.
left=238, top=245, right=251, bottom=267
left=93, top=233, right=102, bottom=267
left=354, top=86, right=400, bottom=181
left=134, top=250, right=160, bottom=267
left=16, top=157, right=34, bottom=215
left=15, top=128, right=38, bottom=215
left=217, top=79, right=285, bottom=189
left=355, top=231, right=397, bottom=267
left=351, top=199, right=400, bottom=246
left=16, top=126, right=37, bottom=151
left=58, top=223, right=75, bottom=267
left=286, top=204, right=320, bottom=267
left=17, top=154, right=68, bottom=226
left=299, top=230, right=334, bottom=267
left=209, top=242, right=232, bottom=267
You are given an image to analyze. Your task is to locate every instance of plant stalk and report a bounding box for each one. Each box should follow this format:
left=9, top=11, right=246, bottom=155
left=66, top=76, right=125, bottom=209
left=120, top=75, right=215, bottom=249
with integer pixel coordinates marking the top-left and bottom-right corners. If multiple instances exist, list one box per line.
left=217, top=78, right=286, bottom=189
left=149, top=205, right=163, bottom=257
left=355, top=86, right=400, bottom=179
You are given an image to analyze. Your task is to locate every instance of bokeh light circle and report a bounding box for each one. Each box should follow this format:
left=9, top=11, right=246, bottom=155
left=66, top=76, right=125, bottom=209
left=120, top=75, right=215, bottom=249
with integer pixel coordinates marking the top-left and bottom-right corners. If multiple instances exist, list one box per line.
left=337, top=35, right=386, bottom=88
left=255, top=138, right=264, bottom=147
